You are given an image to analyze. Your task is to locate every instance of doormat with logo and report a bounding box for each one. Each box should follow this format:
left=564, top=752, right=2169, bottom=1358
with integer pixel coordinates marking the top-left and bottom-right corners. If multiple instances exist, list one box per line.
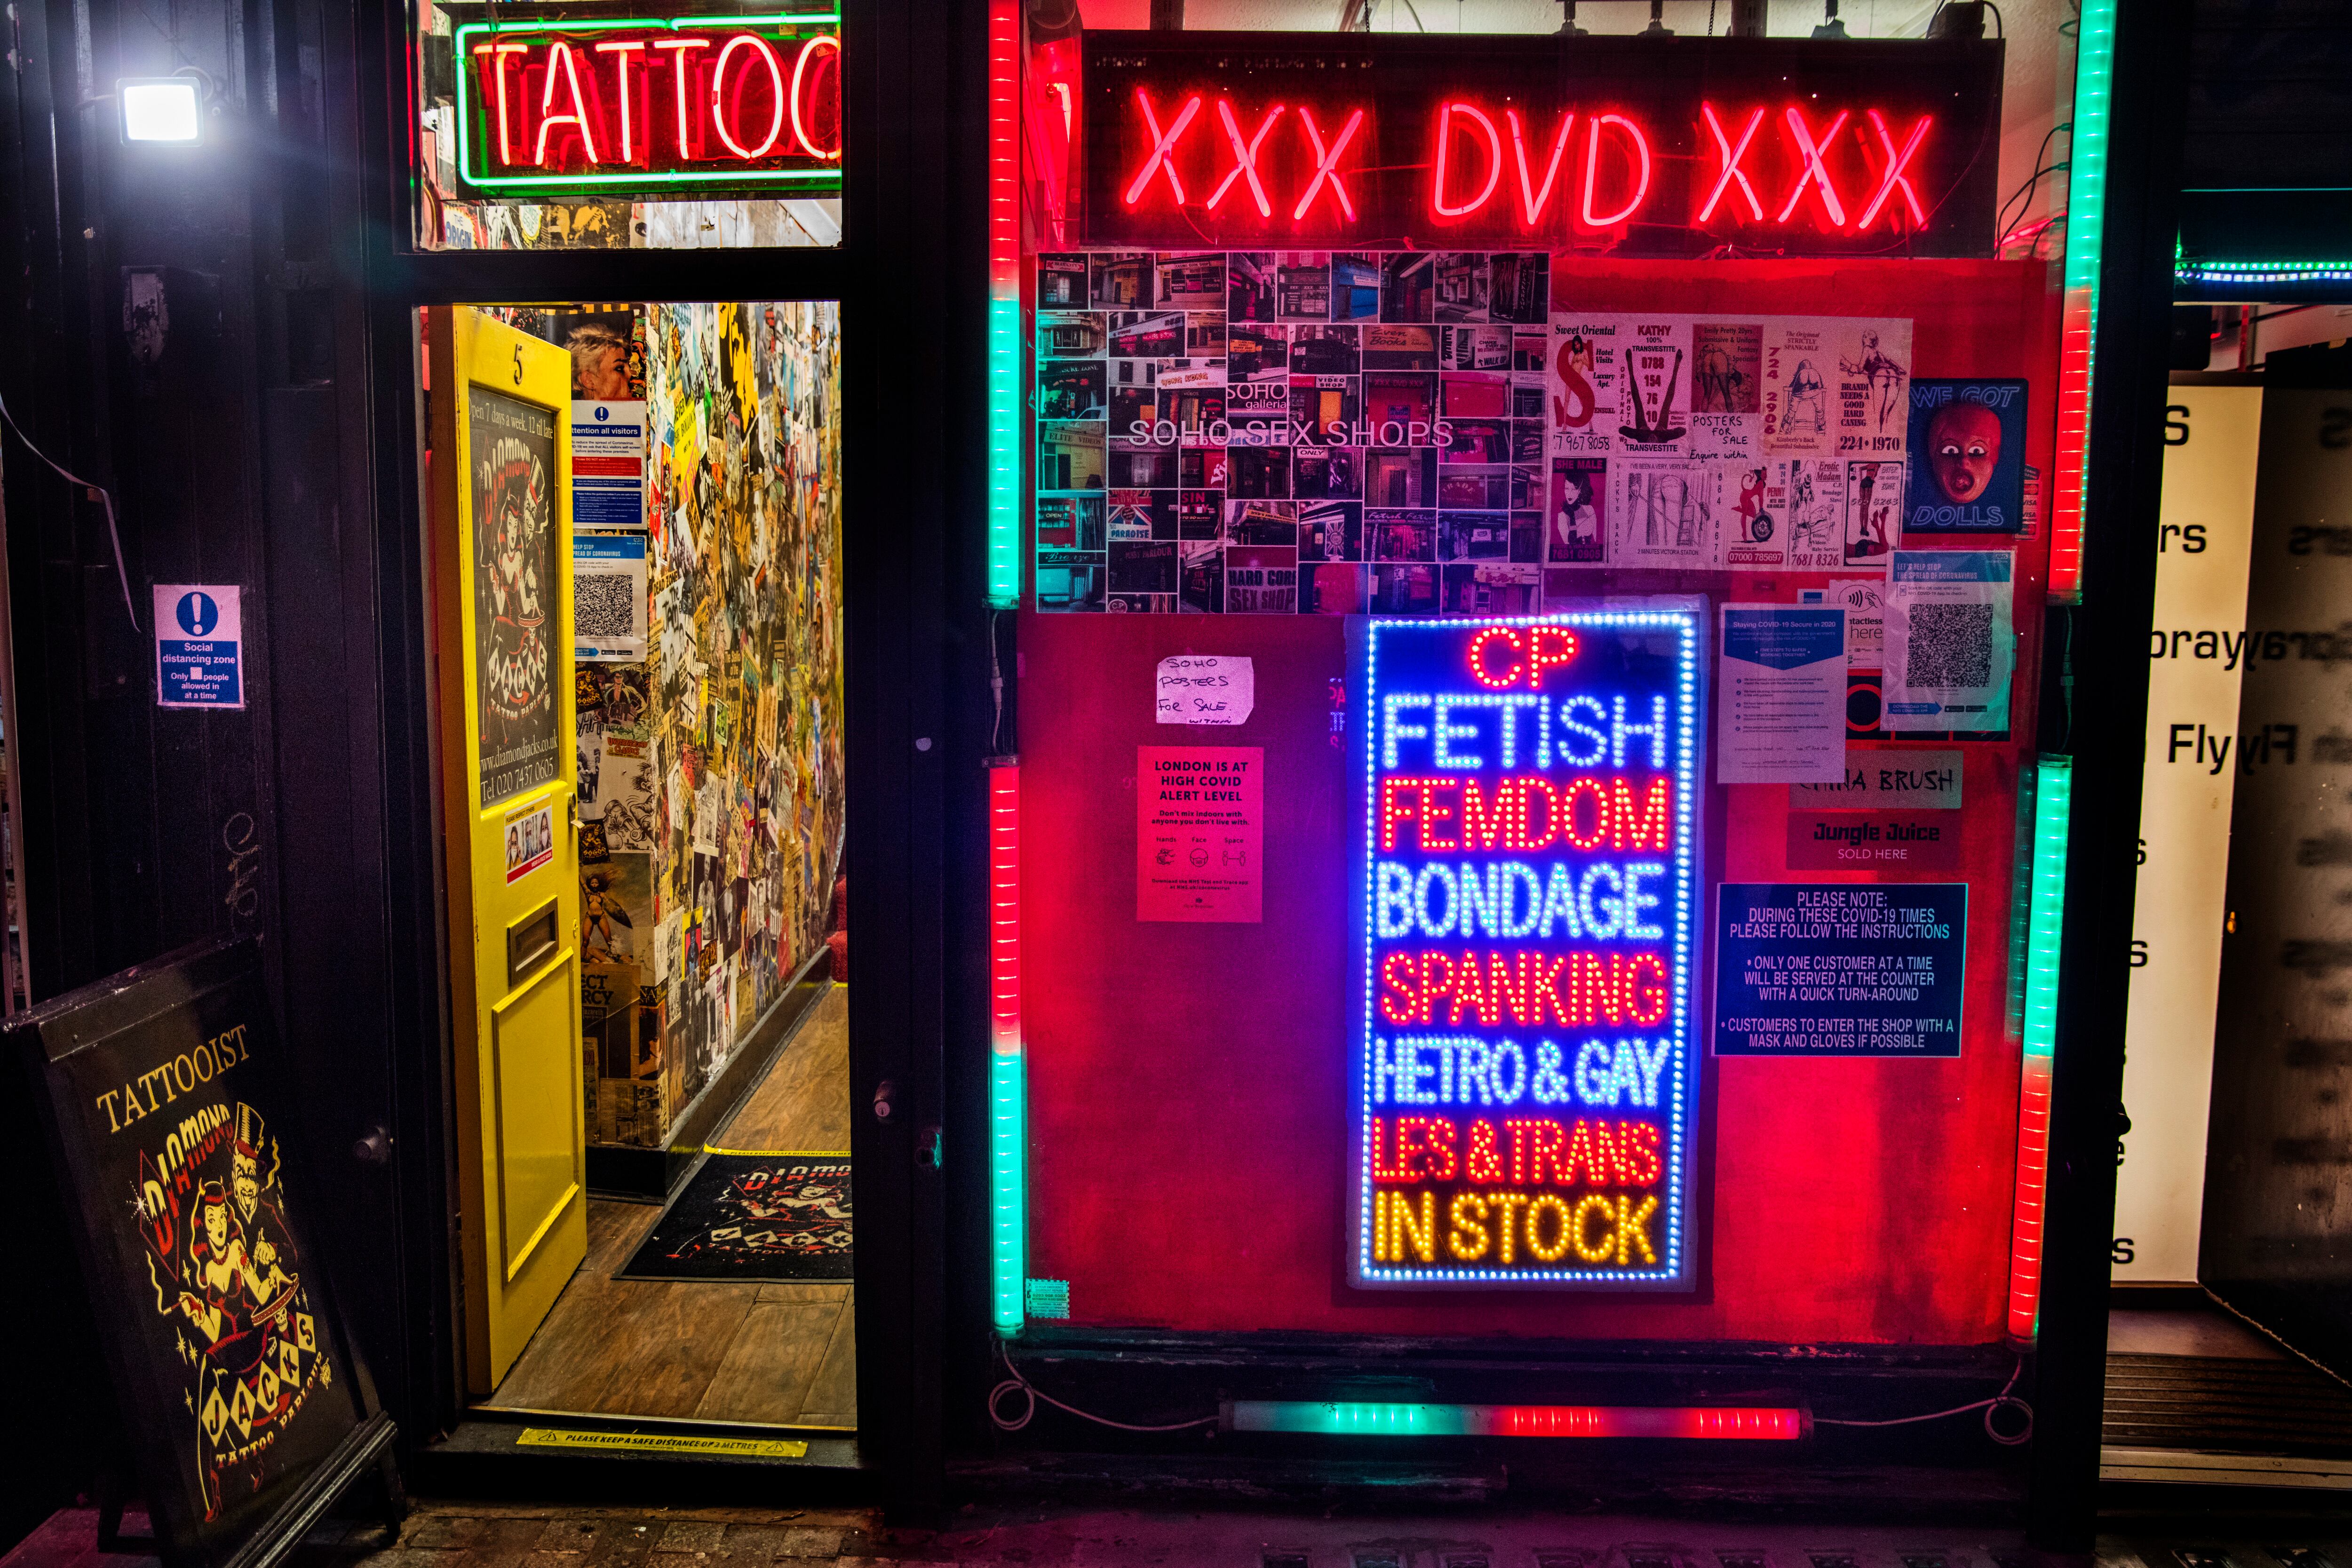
left=615, top=1152, right=853, bottom=1281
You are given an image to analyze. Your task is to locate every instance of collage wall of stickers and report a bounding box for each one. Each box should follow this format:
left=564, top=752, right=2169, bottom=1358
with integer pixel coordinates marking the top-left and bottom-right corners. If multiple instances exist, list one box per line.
left=1035, top=251, right=2031, bottom=620
left=501, top=301, right=846, bottom=1148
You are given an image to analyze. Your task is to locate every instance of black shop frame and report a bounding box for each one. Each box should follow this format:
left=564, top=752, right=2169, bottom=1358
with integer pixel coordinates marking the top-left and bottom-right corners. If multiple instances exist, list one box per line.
left=0, top=0, right=2187, bottom=1533
left=344, top=0, right=995, bottom=1512
left=977, top=13, right=2186, bottom=1552
left=2022, top=0, right=2195, bottom=1544
left=0, top=0, right=987, bottom=1523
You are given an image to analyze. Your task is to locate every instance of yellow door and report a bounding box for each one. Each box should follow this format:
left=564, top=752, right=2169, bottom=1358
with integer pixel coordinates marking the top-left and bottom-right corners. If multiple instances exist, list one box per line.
left=426, top=306, right=586, bottom=1394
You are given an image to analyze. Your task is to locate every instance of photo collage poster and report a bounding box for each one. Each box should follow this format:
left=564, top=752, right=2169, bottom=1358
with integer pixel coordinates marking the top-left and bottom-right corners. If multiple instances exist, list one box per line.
left=1033, top=251, right=1935, bottom=619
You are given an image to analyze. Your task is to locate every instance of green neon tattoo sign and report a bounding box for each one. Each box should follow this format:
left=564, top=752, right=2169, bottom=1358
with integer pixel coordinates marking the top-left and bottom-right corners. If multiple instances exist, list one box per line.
left=452, top=12, right=843, bottom=195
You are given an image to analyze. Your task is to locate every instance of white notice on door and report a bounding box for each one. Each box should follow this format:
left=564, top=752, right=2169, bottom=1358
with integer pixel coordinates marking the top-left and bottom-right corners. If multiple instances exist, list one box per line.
left=1155, top=654, right=1254, bottom=725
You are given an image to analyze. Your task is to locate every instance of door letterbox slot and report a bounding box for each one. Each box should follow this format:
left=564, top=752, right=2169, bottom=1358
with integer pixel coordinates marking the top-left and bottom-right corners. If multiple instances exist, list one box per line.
left=508, top=899, right=559, bottom=986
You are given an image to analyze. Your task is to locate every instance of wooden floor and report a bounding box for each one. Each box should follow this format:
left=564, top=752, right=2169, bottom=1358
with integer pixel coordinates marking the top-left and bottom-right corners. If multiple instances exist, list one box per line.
left=481, top=987, right=854, bottom=1428
left=714, top=987, right=852, bottom=1153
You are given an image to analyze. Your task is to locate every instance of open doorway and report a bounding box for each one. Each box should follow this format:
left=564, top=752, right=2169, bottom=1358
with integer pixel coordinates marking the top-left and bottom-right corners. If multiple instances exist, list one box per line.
left=423, top=300, right=850, bottom=1433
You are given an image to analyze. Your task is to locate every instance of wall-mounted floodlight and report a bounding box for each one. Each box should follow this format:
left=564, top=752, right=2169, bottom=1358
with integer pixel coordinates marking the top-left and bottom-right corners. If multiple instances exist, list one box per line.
left=118, top=78, right=203, bottom=145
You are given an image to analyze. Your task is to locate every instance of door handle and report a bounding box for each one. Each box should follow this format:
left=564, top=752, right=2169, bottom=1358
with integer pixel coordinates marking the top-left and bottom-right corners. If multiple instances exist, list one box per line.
left=353, top=1124, right=392, bottom=1166
left=872, top=1078, right=900, bottom=1122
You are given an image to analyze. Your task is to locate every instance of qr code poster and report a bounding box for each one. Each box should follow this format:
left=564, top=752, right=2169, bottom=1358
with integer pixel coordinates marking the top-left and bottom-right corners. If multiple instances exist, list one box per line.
left=1883, top=550, right=2015, bottom=732
left=1844, top=459, right=1904, bottom=570
left=574, top=533, right=649, bottom=662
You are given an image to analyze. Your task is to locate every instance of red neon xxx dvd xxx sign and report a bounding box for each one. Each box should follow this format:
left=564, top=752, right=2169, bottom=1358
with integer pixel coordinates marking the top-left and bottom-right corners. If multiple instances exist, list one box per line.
left=1081, top=34, right=2002, bottom=256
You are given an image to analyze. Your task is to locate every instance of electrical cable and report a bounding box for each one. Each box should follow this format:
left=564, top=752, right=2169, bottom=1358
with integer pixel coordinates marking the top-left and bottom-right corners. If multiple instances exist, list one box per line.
left=2060, top=613, right=2074, bottom=752
left=2016, top=121, right=2071, bottom=191
left=988, top=606, right=1009, bottom=756
left=1926, top=0, right=2003, bottom=35
left=1995, top=170, right=2067, bottom=254
left=1997, top=214, right=2064, bottom=254
left=1814, top=1356, right=2034, bottom=1446
left=988, top=1342, right=1219, bottom=1434
left=1994, top=122, right=2071, bottom=243
left=0, top=391, right=137, bottom=629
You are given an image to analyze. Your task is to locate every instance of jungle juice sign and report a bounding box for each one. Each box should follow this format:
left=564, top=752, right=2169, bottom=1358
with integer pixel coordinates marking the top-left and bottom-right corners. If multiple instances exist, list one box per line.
left=1350, top=606, right=1704, bottom=1289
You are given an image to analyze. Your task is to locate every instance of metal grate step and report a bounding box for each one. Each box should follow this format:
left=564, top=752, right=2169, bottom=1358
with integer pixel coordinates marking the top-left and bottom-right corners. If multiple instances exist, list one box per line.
left=2104, top=1353, right=2352, bottom=1455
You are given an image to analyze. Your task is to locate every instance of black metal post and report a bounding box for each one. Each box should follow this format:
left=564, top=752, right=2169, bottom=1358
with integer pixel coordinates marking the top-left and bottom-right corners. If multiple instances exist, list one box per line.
left=2025, top=0, right=2196, bottom=1544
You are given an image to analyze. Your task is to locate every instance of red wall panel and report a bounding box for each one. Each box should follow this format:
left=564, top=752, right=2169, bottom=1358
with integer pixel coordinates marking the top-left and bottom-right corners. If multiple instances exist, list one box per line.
left=1023, top=261, right=2058, bottom=1346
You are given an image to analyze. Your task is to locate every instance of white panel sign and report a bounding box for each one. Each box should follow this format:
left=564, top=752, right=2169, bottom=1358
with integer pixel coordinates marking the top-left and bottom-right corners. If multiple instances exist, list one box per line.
left=2114, top=384, right=2262, bottom=1282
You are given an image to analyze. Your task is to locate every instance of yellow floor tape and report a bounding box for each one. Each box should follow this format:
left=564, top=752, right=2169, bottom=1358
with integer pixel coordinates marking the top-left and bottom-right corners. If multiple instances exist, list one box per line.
left=516, top=1428, right=810, bottom=1458
left=699, top=1146, right=852, bottom=1157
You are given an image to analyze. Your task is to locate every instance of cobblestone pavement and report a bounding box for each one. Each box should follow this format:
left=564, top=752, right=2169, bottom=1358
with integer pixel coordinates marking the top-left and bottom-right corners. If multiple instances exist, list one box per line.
left=333, top=1506, right=2060, bottom=1568
left=22, top=1499, right=2352, bottom=1568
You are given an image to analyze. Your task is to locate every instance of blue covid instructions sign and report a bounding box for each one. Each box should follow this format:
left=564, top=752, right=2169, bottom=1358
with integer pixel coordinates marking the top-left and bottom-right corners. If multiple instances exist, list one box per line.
left=153, top=584, right=244, bottom=709
left=1714, top=882, right=1965, bottom=1056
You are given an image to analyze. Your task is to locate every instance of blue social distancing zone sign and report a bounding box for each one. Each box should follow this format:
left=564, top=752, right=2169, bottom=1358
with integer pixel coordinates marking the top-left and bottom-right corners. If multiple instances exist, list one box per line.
left=153, top=585, right=245, bottom=709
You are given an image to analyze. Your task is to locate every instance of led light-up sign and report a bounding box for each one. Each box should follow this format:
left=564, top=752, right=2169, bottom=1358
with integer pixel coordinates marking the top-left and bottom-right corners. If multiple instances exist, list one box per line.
left=1082, top=34, right=1999, bottom=255
left=454, top=12, right=841, bottom=194
left=1350, top=607, right=1705, bottom=1289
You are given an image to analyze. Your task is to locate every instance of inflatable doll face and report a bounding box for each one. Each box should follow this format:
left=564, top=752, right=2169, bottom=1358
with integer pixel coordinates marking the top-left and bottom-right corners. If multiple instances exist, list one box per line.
left=1929, top=401, right=2002, bottom=504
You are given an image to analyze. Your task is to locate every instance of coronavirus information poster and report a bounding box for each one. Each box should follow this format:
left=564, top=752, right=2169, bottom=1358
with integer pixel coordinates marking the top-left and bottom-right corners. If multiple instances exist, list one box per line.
left=571, top=401, right=649, bottom=530
left=1716, top=605, right=1846, bottom=783
left=1714, top=882, right=1966, bottom=1056
left=1137, top=746, right=1263, bottom=922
